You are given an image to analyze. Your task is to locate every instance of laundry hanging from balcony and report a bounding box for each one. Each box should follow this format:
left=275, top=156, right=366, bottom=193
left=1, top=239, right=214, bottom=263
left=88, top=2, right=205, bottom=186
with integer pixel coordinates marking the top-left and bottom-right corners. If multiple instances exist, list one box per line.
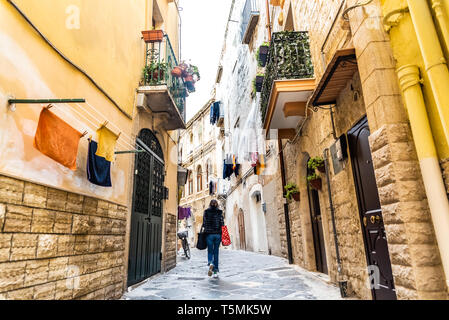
left=237, top=103, right=265, bottom=167
left=210, top=101, right=221, bottom=125
left=34, top=107, right=84, bottom=171
left=178, top=206, right=192, bottom=220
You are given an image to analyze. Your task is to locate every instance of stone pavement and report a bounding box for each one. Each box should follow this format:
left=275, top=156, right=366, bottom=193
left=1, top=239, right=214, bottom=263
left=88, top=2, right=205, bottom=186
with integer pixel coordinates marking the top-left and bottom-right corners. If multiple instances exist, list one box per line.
left=122, top=248, right=344, bottom=300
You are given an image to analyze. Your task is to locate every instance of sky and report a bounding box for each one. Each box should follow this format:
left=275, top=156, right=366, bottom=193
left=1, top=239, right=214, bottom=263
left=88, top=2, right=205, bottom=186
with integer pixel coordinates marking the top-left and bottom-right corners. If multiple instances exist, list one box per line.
left=178, top=0, right=233, bottom=121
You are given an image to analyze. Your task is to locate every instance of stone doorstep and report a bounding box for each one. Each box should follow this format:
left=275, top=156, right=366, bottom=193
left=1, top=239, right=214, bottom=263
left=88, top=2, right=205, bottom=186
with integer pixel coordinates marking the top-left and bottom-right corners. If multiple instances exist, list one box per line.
left=124, top=272, right=165, bottom=297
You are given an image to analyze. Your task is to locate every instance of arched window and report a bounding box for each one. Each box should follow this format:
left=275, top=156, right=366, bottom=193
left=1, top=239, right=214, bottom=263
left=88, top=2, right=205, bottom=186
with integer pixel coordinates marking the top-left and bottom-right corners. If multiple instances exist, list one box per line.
left=196, top=165, right=203, bottom=192
left=188, top=171, right=193, bottom=195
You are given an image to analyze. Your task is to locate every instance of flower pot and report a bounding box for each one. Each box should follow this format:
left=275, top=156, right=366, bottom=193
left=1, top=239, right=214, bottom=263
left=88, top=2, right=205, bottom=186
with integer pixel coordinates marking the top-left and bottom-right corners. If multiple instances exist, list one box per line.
left=292, top=192, right=300, bottom=202
left=316, top=164, right=326, bottom=173
left=184, top=75, right=194, bottom=82
left=142, top=30, right=164, bottom=43
left=255, top=75, right=264, bottom=92
left=309, top=178, right=322, bottom=191
left=152, top=69, right=165, bottom=82
left=258, top=45, right=269, bottom=67
left=171, top=66, right=183, bottom=77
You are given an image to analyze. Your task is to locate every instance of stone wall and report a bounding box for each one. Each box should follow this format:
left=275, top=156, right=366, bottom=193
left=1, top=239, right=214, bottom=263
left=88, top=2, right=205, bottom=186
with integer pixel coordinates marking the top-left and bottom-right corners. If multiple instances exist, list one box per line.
left=442, top=159, right=449, bottom=194
left=164, top=213, right=177, bottom=272
left=0, top=175, right=127, bottom=300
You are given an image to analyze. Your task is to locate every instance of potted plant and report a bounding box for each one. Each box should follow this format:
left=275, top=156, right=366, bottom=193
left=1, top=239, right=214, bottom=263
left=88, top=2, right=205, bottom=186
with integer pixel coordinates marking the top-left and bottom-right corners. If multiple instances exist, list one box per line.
left=257, top=42, right=270, bottom=67
left=308, top=156, right=325, bottom=173
left=254, top=74, right=265, bottom=93
left=171, top=66, right=183, bottom=77
left=307, top=173, right=322, bottom=191
left=141, top=28, right=164, bottom=43
left=284, top=183, right=300, bottom=202
left=142, top=61, right=168, bottom=84
left=181, top=63, right=201, bottom=93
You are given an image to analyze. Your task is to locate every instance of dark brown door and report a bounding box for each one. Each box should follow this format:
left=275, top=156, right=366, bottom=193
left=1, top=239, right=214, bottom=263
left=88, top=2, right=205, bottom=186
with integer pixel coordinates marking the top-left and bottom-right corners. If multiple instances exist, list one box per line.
left=238, top=209, right=246, bottom=251
left=307, top=164, right=328, bottom=274
left=348, top=117, right=397, bottom=300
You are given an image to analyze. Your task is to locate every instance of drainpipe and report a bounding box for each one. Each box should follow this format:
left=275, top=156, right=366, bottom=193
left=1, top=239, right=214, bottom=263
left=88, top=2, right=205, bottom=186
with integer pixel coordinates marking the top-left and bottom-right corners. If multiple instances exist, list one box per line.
left=278, top=138, right=294, bottom=264
left=266, top=0, right=272, bottom=42
left=431, top=0, right=449, bottom=53
left=323, top=148, right=345, bottom=296
left=407, top=0, right=449, bottom=146
left=397, top=65, right=449, bottom=292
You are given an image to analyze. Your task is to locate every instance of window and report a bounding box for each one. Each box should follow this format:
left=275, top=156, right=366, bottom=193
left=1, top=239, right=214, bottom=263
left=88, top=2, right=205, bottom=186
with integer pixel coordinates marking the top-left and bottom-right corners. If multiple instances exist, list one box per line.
left=197, top=166, right=203, bottom=192
left=188, top=171, right=193, bottom=195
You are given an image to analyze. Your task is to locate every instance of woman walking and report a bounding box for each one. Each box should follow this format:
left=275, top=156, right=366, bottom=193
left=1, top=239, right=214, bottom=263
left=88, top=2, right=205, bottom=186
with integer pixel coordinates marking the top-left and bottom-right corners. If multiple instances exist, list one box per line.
left=202, top=199, right=224, bottom=278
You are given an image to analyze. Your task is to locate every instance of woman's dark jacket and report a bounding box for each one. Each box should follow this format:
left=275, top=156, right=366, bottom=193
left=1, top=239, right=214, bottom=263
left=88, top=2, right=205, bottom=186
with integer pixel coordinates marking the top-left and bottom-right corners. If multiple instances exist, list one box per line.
left=202, top=207, right=224, bottom=234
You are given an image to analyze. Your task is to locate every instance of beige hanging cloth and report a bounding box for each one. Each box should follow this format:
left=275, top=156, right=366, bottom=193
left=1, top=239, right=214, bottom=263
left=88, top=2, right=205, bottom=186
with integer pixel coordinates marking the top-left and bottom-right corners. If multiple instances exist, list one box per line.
left=95, top=126, right=119, bottom=162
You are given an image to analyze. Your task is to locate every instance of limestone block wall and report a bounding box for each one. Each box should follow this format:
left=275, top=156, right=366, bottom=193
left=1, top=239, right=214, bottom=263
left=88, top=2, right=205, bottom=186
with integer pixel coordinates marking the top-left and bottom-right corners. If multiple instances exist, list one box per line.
left=164, top=213, right=177, bottom=272
left=441, top=159, right=449, bottom=194
left=0, top=175, right=127, bottom=300
left=347, top=0, right=447, bottom=299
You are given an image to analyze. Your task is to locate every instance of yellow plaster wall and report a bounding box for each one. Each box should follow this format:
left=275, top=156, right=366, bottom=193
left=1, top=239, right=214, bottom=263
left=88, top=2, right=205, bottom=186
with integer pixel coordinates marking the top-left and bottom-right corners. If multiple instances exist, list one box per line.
left=0, top=0, right=181, bottom=206
left=381, top=0, right=449, bottom=160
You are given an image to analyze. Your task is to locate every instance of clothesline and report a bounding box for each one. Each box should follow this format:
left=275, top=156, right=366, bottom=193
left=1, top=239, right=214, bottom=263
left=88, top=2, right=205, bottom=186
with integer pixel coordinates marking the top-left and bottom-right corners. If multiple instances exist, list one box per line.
left=49, top=103, right=135, bottom=152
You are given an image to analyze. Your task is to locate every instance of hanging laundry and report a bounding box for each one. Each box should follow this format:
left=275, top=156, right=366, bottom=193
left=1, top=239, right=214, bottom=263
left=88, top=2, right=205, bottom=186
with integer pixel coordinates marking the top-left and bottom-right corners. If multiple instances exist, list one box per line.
left=33, top=108, right=83, bottom=171
left=255, top=154, right=266, bottom=176
left=87, top=140, right=112, bottom=187
left=223, top=159, right=234, bottom=180
left=95, top=126, right=118, bottom=162
left=210, top=101, right=221, bottom=125
left=234, top=163, right=241, bottom=177
left=178, top=207, right=191, bottom=220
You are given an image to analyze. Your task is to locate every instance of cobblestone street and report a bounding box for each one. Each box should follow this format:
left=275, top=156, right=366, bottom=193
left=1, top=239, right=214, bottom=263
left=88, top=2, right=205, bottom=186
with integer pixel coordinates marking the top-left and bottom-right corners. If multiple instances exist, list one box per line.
left=122, top=248, right=343, bottom=300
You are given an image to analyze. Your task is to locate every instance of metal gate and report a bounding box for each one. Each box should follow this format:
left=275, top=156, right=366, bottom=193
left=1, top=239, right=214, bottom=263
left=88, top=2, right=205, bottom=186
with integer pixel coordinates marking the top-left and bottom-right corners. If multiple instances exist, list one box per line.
left=127, top=129, right=165, bottom=287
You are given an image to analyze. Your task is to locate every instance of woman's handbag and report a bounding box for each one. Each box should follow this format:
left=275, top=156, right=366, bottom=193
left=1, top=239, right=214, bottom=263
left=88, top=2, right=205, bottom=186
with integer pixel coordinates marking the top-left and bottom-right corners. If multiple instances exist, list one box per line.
left=196, top=227, right=207, bottom=250
left=221, top=226, right=231, bottom=246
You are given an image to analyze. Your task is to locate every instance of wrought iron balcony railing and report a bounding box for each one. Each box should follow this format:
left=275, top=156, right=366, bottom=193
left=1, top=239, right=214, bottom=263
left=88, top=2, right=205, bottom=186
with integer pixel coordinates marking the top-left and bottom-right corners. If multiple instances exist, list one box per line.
left=240, top=0, right=260, bottom=44
left=143, top=34, right=186, bottom=121
left=260, top=31, right=315, bottom=123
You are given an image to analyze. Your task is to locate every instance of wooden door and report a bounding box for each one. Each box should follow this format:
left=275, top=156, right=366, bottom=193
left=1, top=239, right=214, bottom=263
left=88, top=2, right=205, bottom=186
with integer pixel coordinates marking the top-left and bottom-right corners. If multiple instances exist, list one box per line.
left=348, top=117, right=397, bottom=300
left=238, top=209, right=246, bottom=251
left=128, top=129, right=164, bottom=287
left=307, top=164, right=328, bottom=274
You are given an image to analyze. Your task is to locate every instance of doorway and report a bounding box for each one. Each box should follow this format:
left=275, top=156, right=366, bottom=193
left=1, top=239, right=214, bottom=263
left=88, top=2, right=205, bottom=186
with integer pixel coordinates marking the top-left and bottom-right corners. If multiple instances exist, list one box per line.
left=128, top=129, right=165, bottom=287
left=238, top=209, right=246, bottom=251
left=306, top=162, right=328, bottom=274
left=348, top=117, right=397, bottom=300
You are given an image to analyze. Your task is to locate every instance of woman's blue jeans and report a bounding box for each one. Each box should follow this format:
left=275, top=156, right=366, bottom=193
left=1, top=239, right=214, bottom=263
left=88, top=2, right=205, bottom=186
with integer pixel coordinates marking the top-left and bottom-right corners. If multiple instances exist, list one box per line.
left=206, top=234, right=222, bottom=272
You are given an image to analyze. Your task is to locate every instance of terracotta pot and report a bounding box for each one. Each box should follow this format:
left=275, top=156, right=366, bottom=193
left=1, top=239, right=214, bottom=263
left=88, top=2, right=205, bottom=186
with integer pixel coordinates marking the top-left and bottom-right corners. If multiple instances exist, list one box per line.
left=309, top=178, right=322, bottom=191
left=292, top=192, right=300, bottom=202
left=142, top=30, right=164, bottom=43
left=152, top=70, right=164, bottom=82
left=171, top=66, right=183, bottom=77
left=316, top=164, right=326, bottom=173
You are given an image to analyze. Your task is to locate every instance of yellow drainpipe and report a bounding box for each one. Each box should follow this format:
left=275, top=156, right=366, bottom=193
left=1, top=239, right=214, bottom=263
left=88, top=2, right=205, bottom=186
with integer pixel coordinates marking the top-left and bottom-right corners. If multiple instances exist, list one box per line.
left=407, top=0, right=449, bottom=146
left=397, top=65, right=449, bottom=292
left=431, top=0, right=449, bottom=51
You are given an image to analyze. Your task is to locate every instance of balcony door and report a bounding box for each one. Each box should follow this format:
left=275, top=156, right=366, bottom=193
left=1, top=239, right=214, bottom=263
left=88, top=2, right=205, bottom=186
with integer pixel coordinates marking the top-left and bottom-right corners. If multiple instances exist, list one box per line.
left=128, top=129, right=165, bottom=286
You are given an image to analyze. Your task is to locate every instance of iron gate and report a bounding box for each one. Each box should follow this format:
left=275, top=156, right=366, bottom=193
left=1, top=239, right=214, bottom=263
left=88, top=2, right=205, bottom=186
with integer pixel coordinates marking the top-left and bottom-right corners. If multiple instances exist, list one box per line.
left=128, top=129, right=165, bottom=287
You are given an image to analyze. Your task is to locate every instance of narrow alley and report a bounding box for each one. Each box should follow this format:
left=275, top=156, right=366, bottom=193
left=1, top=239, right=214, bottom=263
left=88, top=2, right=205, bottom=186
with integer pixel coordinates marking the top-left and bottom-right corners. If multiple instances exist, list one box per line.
left=123, top=248, right=342, bottom=300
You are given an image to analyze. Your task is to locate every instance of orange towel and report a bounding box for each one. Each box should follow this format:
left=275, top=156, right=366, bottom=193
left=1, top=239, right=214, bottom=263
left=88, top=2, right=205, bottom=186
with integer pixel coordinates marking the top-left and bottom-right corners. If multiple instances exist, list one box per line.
left=33, top=108, right=82, bottom=171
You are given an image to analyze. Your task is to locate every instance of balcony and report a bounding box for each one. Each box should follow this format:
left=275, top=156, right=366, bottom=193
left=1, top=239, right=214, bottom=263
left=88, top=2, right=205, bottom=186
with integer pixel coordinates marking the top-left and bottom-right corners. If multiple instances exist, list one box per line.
left=240, top=0, right=260, bottom=44
left=260, top=31, right=315, bottom=139
left=137, top=34, right=186, bottom=130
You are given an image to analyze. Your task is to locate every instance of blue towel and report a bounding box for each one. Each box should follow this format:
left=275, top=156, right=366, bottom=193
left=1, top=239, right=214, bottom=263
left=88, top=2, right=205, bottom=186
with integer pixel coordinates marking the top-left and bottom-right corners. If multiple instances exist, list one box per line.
left=87, top=140, right=112, bottom=187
